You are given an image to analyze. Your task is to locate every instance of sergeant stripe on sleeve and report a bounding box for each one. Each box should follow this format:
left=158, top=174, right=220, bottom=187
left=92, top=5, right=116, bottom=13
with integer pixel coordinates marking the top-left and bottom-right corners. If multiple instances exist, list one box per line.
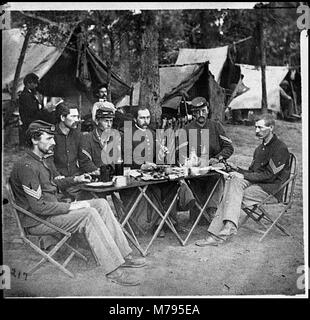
left=22, top=185, right=42, bottom=200
left=219, top=135, right=232, bottom=144
left=269, top=158, right=285, bottom=174
left=82, top=149, right=92, bottom=161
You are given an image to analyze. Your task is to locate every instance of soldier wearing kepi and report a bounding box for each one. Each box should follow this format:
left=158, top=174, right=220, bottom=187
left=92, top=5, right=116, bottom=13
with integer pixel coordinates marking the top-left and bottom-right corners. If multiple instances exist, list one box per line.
left=10, top=120, right=146, bottom=286
left=181, top=97, right=234, bottom=223
left=195, top=113, right=290, bottom=246
left=79, top=107, right=122, bottom=175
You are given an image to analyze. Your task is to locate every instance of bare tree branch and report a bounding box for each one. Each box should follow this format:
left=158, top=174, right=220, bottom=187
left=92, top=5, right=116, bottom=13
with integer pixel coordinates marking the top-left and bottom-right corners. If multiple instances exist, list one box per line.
left=19, top=11, right=59, bottom=26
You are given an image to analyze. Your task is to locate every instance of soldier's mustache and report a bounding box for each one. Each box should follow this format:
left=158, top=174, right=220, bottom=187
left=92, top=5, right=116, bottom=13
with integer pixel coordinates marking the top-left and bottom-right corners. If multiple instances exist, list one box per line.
left=197, top=116, right=206, bottom=124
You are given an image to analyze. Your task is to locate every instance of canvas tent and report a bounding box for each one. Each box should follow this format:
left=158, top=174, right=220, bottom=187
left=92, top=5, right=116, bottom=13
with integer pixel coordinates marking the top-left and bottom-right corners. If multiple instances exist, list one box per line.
left=174, top=45, right=242, bottom=108
left=175, top=46, right=229, bottom=83
left=228, top=64, right=289, bottom=112
left=2, top=28, right=131, bottom=117
left=116, top=63, right=226, bottom=121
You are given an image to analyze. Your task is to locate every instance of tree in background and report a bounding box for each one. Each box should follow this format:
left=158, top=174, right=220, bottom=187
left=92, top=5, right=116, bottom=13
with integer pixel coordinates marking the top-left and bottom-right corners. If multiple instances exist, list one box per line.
left=8, top=6, right=300, bottom=121
left=8, top=10, right=81, bottom=118
left=221, top=4, right=300, bottom=66
left=138, top=10, right=161, bottom=125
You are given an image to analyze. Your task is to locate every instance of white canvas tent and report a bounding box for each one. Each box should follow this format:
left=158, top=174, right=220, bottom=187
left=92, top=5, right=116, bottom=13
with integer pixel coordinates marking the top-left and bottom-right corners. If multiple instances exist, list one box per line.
left=2, top=28, right=131, bottom=117
left=2, top=28, right=66, bottom=93
left=175, top=45, right=229, bottom=83
left=228, top=64, right=289, bottom=112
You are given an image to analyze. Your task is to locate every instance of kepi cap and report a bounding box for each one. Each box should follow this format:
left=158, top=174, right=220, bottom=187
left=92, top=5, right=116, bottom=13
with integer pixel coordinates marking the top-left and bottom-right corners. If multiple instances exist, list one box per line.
left=27, top=120, right=56, bottom=134
left=96, top=106, right=115, bottom=119
left=191, top=97, right=209, bottom=110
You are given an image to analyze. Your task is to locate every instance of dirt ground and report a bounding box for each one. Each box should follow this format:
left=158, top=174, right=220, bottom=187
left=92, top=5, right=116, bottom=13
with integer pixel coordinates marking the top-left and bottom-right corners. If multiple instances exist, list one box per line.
left=1, top=120, right=306, bottom=297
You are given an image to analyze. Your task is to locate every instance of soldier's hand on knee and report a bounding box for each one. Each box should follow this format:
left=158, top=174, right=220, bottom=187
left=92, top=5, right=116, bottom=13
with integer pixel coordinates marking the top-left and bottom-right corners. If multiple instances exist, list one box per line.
left=69, top=200, right=91, bottom=211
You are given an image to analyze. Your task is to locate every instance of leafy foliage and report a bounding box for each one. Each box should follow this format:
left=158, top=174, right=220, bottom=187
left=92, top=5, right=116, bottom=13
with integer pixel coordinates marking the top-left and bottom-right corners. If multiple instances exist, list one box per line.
left=9, top=4, right=301, bottom=109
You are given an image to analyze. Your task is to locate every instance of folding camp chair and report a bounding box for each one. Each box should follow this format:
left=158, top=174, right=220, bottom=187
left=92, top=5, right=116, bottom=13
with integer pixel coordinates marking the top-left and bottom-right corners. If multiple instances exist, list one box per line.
left=241, top=153, right=298, bottom=242
left=5, top=179, right=89, bottom=278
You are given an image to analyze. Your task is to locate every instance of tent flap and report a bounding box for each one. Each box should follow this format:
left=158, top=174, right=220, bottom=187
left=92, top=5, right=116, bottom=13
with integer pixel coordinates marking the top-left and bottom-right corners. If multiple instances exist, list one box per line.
left=160, top=64, right=205, bottom=106
left=2, top=28, right=131, bottom=117
left=228, top=64, right=289, bottom=112
left=2, top=28, right=67, bottom=93
left=86, top=48, right=131, bottom=102
left=175, top=46, right=229, bottom=82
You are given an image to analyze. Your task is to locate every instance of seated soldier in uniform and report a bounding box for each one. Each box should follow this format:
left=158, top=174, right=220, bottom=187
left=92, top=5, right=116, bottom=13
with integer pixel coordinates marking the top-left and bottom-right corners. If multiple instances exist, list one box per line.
left=123, top=107, right=195, bottom=237
left=10, top=120, right=146, bottom=286
left=79, top=107, right=122, bottom=176
left=195, top=113, right=290, bottom=246
left=179, top=97, right=234, bottom=224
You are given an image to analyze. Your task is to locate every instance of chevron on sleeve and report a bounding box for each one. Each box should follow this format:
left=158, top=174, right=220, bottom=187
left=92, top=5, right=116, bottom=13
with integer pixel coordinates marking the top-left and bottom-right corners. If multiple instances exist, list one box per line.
left=269, top=158, right=285, bottom=174
left=22, top=184, right=42, bottom=200
left=82, top=149, right=92, bottom=161
left=219, top=135, right=232, bottom=144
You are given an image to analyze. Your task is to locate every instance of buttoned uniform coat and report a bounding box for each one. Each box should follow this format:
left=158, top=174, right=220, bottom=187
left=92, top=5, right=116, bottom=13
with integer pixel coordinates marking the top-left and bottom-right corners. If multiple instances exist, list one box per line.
left=122, top=122, right=195, bottom=227
left=53, top=124, right=83, bottom=177
left=180, top=118, right=234, bottom=207
left=10, top=149, right=133, bottom=272
left=79, top=127, right=122, bottom=173
left=119, top=122, right=165, bottom=229
left=206, top=134, right=291, bottom=237
left=18, top=88, right=55, bottom=145
left=237, top=134, right=290, bottom=202
left=10, top=150, right=79, bottom=228
left=182, top=118, right=234, bottom=161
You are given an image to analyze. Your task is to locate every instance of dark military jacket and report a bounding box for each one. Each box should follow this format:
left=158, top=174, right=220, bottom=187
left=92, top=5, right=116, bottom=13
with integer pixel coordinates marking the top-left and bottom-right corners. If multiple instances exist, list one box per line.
left=19, top=88, right=56, bottom=128
left=122, top=122, right=158, bottom=169
left=10, top=150, right=79, bottom=228
left=79, top=128, right=122, bottom=173
left=238, top=134, right=290, bottom=201
left=181, top=119, right=234, bottom=160
left=53, top=124, right=83, bottom=177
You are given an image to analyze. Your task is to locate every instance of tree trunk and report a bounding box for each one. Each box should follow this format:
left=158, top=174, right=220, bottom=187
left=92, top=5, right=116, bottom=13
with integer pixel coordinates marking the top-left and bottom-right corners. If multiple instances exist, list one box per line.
left=106, top=31, right=115, bottom=102
left=96, top=30, right=104, bottom=61
left=139, top=11, right=161, bottom=126
left=199, top=11, right=210, bottom=48
left=259, top=20, right=268, bottom=113
left=119, top=30, right=131, bottom=84
left=11, top=26, right=33, bottom=111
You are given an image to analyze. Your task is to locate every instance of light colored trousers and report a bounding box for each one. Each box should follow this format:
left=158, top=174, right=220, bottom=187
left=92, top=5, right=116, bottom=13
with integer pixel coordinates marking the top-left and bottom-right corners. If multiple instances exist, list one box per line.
left=28, top=199, right=132, bottom=275
left=208, top=177, right=278, bottom=236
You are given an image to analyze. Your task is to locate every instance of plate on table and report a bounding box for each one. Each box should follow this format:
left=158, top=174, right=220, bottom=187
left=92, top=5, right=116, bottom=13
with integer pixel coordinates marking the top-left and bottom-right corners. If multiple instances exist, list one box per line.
left=85, top=181, right=114, bottom=187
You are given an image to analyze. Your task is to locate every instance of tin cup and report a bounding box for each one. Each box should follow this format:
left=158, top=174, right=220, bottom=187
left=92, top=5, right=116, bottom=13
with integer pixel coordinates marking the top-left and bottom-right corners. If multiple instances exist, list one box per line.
left=113, top=176, right=127, bottom=187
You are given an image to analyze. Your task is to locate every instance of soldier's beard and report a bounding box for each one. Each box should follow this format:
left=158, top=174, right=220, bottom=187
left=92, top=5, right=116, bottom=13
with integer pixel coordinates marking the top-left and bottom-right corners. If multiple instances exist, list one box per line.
left=197, top=116, right=206, bottom=125
left=64, top=121, right=78, bottom=129
left=39, top=146, right=54, bottom=155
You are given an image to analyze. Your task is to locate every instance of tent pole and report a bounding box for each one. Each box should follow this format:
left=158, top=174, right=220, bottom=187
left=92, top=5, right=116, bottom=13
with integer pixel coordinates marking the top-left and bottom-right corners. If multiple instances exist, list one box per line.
left=130, top=85, right=134, bottom=106
left=78, top=94, right=82, bottom=115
